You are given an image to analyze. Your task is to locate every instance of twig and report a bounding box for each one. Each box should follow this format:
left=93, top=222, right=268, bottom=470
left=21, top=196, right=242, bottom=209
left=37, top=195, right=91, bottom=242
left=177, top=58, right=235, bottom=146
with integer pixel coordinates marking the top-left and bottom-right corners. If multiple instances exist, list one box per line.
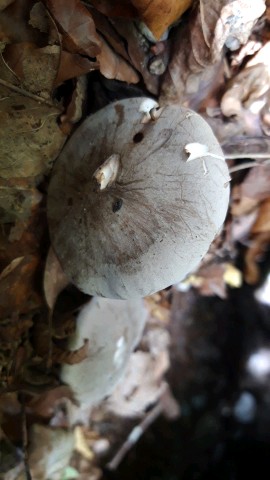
left=225, top=152, right=270, bottom=160
left=106, top=403, right=163, bottom=471
left=0, top=78, right=62, bottom=111
left=20, top=394, right=32, bottom=480
left=229, top=159, right=270, bottom=174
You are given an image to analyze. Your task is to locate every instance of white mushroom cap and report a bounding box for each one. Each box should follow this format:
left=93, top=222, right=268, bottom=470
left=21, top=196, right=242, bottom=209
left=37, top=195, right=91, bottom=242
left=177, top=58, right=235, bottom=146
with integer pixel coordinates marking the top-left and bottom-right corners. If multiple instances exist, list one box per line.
left=61, top=297, right=147, bottom=407
left=48, top=97, right=230, bottom=299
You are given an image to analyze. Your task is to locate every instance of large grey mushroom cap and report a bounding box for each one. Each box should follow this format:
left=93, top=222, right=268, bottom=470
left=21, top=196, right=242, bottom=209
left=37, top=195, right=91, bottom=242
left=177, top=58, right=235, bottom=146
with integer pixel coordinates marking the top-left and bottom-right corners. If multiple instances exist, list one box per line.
left=48, top=97, right=230, bottom=299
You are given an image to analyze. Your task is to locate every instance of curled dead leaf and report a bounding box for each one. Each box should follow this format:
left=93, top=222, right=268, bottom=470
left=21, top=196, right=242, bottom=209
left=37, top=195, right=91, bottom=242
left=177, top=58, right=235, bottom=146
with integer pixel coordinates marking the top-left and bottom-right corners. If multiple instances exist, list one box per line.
left=245, top=232, right=270, bottom=284
left=244, top=198, right=270, bottom=284
left=45, top=0, right=101, bottom=57
left=221, top=64, right=270, bottom=117
left=53, top=339, right=89, bottom=365
left=161, top=0, right=266, bottom=104
left=110, top=18, right=160, bottom=94
left=130, top=0, right=192, bottom=39
left=97, top=36, right=139, bottom=83
left=231, top=164, right=270, bottom=216
left=3, top=42, right=60, bottom=96
left=251, top=198, right=270, bottom=234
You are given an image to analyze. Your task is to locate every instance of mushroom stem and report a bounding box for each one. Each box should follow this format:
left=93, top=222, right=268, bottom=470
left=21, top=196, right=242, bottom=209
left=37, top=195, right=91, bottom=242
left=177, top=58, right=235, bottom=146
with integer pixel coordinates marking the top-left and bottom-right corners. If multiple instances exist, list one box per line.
left=93, top=154, right=120, bottom=190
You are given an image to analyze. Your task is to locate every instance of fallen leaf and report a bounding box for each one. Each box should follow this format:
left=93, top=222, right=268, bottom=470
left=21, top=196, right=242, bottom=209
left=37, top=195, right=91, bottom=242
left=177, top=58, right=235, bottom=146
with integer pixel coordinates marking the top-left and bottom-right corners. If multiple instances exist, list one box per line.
left=212, top=0, right=266, bottom=55
left=59, top=75, right=87, bottom=134
left=97, top=36, right=139, bottom=83
left=90, top=7, right=131, bottom=62
left=110, top=18, right=160, bottom=94
left=27, top=385, right=74, bottom=418
left=245, top=232, right=270, bottom=284
left=52, top=339, right=89, bottom=365
left=0, top=179, right=42, bottom=223
left=130, top=0, right=192, bottom=39
left=45, top=0, right=101, bottom=57
left=231, top=164, right=270, bottom=216
left=0, top=255, right=42, bottom=318
left=3, top=42, right=60, bottom=96
left=0, top=88, right=66, bottom=178
left=28, top=425, right=74, bottom=480
left=0, top=46, right=66, bottom=179
left=106, top=350, right=168, bottom=417
left=54, top=49, right=99, bottom=86
left=251, top=198, right=270, bottom=234
left=161, top=0, right=266, bottom=104
left=220, top=64, right=270, bottom=117
left=29, top=1, right=50, bottom=33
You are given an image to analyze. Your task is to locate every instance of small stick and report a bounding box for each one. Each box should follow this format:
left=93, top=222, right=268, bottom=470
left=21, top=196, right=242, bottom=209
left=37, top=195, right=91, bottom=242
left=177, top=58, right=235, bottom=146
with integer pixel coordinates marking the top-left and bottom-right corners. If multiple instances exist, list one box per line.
left=229, top=159, right=270, bottom=174
left=20, top=394, right=32, bottom=480
left=0, top=78, right=62, bottom=111
left=106, top=403, right=163, bottom=471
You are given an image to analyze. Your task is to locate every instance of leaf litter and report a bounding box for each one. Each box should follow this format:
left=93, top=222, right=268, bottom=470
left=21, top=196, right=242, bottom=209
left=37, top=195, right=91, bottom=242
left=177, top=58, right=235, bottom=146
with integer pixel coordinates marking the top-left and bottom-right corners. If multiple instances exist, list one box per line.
left=1, top=0, right=270, bottom=479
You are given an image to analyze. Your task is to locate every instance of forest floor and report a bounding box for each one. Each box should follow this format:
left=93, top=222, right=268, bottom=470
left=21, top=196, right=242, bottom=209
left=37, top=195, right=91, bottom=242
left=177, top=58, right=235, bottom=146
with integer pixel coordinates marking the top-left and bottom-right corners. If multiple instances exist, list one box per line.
left=1, top=1, right=270, bottom=479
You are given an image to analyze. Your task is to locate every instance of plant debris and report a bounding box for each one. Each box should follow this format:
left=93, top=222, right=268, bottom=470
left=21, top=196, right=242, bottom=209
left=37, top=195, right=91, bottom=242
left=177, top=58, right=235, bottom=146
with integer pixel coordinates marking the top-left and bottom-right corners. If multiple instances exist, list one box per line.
left=1, top=1, right=270, bottom=479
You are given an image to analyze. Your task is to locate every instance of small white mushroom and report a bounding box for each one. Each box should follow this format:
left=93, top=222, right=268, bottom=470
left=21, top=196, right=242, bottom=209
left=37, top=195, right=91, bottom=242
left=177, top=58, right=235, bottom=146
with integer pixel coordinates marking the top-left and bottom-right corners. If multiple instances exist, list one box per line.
left=61, top=297, right=147, bottom=408
left=48, top=97, right=230, bottom=299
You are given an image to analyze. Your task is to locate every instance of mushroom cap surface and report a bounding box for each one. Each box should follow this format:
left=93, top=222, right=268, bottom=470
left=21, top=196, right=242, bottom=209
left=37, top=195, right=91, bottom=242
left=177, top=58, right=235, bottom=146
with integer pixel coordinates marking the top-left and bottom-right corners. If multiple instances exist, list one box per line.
left=61, top=297, right=147, bottom=407
left=48, top=97, right=230, bottom=299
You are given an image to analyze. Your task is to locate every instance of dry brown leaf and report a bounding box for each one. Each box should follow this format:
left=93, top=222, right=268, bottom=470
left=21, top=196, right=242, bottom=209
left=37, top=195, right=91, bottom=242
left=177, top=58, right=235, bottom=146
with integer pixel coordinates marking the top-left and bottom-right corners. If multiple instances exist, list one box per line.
left=130, top=0, right=192, bottom=39
left=245, top=232, right=270, bottom=284
left=27, top=385, right=74, bottom=418
left=0, top=255, right=42, bottom=318
left=244, top=190, right=270, bottom=284
left=161, top=0, right=266, bottom=104
left=59, top=75, right=87, bottom=134
left=53, top=339, right=89, bottom=365
left=45, top=0, right=101, bottom=57
left=0, top=42, right=66, bottom=179
left=111, top=18, right=160, bottom=94
left=231, top=164, right=270, bottom=216
left=251, top=198, right=270, bottom=234
left=90, top=7, right=130, bottom=61
left=97, top=36, right=139, bottom=83
left=54, top=49, right=99, bottom=86
left=29, top=1, right=50, bottom=33
left=3, top=42, right=60, bottom=96
left=0, top=85, right=66, bottom=178
left=0, top=316, right=32, bottom=345
left=221, top=64, right=270, bottom=117
left=0, top=179, right=42, bottom=223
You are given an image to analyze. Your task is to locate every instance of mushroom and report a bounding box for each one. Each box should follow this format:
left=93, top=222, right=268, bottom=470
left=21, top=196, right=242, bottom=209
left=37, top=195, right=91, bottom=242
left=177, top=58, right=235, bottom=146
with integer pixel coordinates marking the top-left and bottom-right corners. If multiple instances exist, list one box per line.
left=47, top=97, right=230, bottom=299
left=61, top=297, right=147, bottom=407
